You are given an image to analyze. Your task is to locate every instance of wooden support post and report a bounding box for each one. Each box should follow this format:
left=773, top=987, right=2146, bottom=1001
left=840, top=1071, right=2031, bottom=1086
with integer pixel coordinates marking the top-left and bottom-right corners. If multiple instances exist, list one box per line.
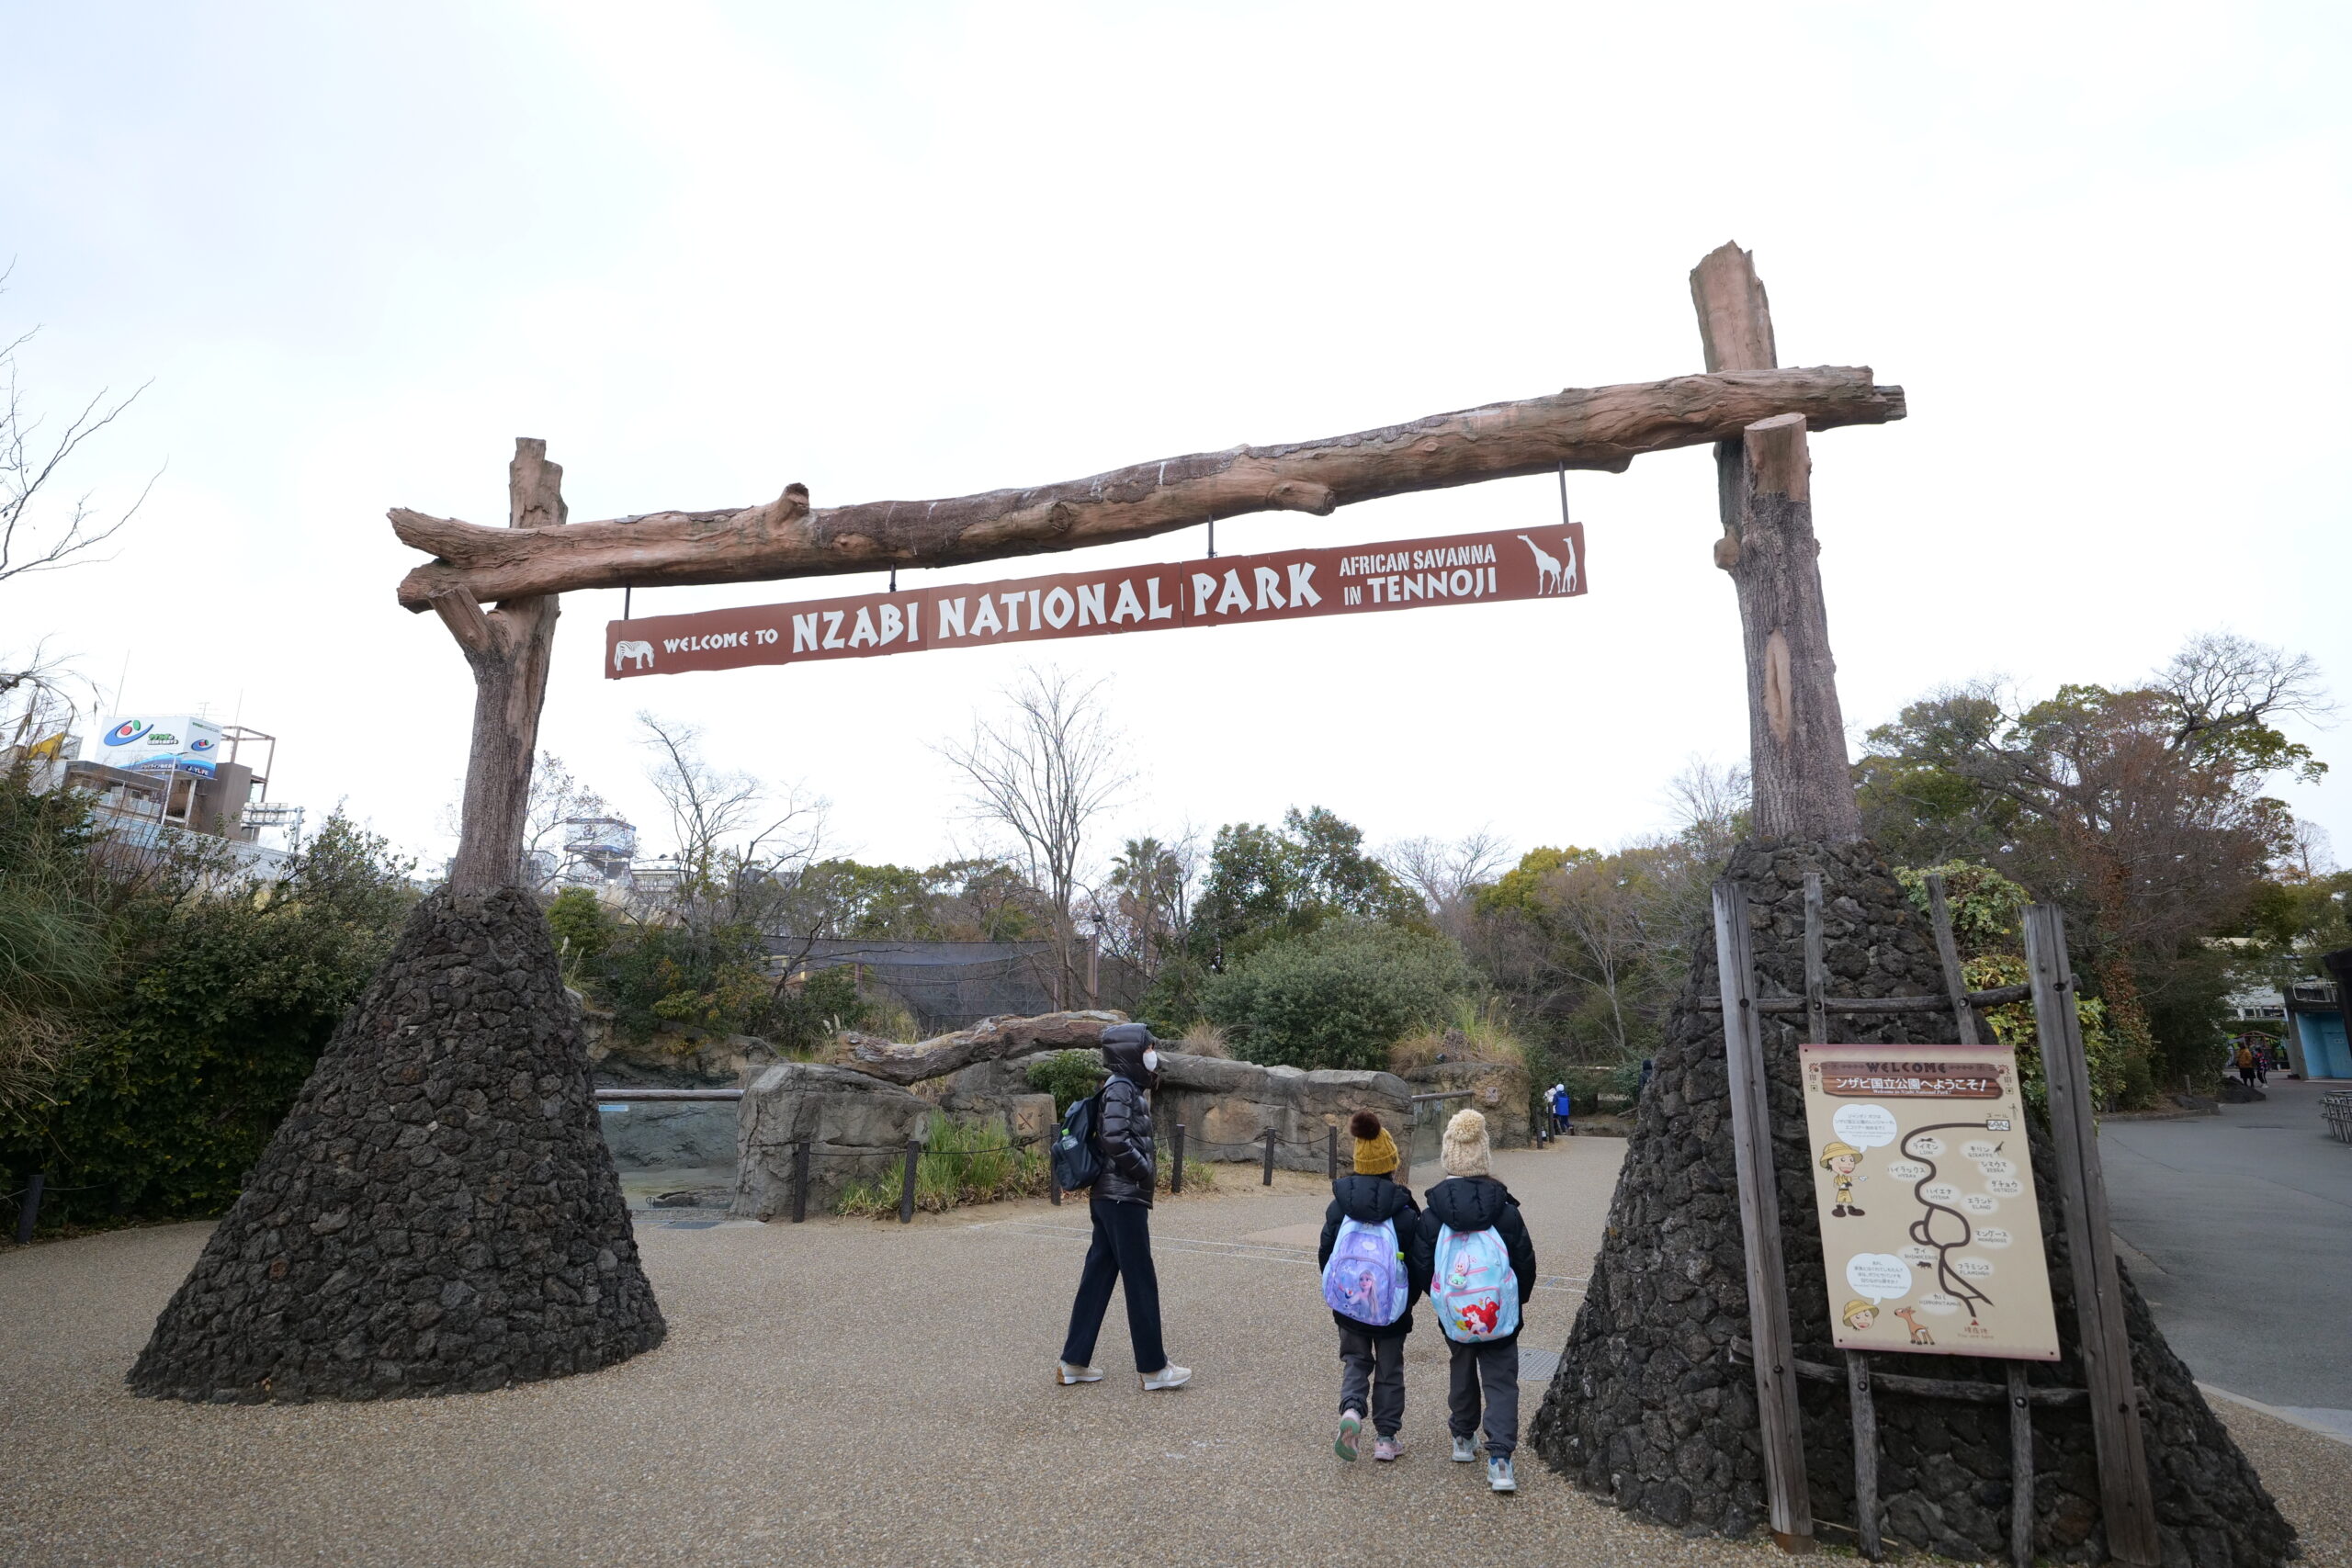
left=435, top=439, right=568, bottom=898
left=1846, top=1352, right=1883, bottom=1561
left=2023, top=904, right=2160, bottom=1566
left=1171, top=1122, right=1185, bottom=1194
left=1261, top=1128, right=1277, bottom=1187
left=899, top=1137, right=921, bottom=1224
left=1804, top=873, right=1829, bottom=1044
left=1691, top=245, right=1861, bottom=843
left=1927, top=873, right=1981, bottom=1046
left=15, top=1171, right=45, bottom=1245
left=1328, top=1123, right=1340, bottom=1179
left=2007, top=1360, right=2036, bottom=1568
left=1086, top=933, right=1100, bottom=1007
left=1713, top=880, right=1816, bottom=1552
left=791, top=1141, right=809, bottom=1224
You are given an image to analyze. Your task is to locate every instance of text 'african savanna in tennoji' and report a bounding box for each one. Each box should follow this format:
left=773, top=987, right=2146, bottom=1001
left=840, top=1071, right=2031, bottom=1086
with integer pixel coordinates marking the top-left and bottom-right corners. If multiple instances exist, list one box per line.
left=604, top=525, right=1585, bottom=678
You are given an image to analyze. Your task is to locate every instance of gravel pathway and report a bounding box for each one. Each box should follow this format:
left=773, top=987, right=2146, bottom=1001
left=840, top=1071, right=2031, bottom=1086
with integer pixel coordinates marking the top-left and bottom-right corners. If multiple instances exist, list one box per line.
left=4, top=1140, right=2344, bottom=1567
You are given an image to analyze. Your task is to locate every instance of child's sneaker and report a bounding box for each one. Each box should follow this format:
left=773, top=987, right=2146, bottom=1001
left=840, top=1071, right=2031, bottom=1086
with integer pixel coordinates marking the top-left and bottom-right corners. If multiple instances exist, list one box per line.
left=1373, top=1436, right=1402, bottom=1462
left=1451, top=1436, right=1478, bottom=1462
left=1488, top=1455, right=1517, bottom=1493
left=1334, top=1410, right=1362, bottom=1461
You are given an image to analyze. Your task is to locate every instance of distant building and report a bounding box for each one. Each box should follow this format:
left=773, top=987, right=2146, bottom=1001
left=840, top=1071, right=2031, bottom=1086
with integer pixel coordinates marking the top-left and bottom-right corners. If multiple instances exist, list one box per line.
left=2289, top=964, right=2352, bottom=1079
left=9, top=716, right=307, bottom=880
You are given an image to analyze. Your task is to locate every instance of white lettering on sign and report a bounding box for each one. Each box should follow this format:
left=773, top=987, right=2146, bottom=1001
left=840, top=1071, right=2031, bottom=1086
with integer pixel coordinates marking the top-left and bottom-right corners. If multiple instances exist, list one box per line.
left=606, top=525, right=1584, bottom=680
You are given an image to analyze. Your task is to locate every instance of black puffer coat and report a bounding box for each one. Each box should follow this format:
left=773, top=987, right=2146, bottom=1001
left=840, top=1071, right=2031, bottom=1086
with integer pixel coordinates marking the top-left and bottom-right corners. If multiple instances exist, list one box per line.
left=1408, top=1175, right=1537, bottom=1348
left=1092, top=1024, right=1158, bottom=1206
left=1317, top=1172, right=1420, bottom=1338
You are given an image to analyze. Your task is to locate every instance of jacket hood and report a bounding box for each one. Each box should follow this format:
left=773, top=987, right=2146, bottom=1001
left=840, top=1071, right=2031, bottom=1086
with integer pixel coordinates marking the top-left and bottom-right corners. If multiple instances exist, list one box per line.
left=1426, top=1174, right=1510, bottom=1231
left=1099, top=1022, right=1158, bottom=1084
left=1331, top=1172, right=1414, bottom=1225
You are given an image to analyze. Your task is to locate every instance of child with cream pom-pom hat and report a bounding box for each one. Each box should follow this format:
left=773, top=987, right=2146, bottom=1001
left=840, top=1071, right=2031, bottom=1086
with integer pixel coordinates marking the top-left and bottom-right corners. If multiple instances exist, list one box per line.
left=1408, top=1108, right=1537, bottom=1493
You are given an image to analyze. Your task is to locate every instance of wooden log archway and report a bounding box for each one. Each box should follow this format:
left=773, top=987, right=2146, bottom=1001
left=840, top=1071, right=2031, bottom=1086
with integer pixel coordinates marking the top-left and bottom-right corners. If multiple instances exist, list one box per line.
left=400, top=248, right=1905, bottom=889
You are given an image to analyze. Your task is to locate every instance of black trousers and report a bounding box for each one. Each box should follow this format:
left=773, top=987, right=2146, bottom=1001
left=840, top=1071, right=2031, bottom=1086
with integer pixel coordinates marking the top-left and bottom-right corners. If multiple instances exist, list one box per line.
left=1060, top=1196, right=1166, bottom=1373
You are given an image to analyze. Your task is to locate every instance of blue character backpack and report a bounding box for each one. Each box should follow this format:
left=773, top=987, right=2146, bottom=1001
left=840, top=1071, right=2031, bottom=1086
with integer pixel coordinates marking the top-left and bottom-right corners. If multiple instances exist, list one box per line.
left=1321, top=1215, right=1408, bottom=1326
left=1431, top=1223, right=1520, bottom=1343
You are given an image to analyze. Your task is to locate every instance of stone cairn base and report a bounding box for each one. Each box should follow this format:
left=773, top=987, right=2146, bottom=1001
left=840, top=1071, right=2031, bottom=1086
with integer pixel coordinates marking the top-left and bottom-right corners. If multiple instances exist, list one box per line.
left=129, top=888, right=665, bottom=1403
left=1528, top=840, right=2296, bottom=1568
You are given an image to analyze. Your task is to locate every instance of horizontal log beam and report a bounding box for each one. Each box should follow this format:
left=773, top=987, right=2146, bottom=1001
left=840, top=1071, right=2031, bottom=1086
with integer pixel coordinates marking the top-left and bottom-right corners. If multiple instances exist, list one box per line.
left=393, top=366, right=1904, bottom=610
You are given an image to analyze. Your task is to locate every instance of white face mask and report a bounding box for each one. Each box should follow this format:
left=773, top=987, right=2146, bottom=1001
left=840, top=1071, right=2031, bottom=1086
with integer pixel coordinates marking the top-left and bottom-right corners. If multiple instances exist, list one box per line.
left=1142, top=1048, right=1159, bottom=1073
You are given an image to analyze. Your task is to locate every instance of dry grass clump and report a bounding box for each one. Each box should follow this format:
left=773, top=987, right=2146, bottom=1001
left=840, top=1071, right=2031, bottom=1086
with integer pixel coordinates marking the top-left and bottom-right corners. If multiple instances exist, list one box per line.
left=1387, top=1001, right=1526, bottom=1076
left=1177, top=1021, right=1231, bottom=1058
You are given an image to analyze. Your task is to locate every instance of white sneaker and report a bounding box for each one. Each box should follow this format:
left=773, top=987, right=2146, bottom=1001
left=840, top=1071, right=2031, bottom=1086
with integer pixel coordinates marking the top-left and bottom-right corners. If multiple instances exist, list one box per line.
left=1140, top=1363, right=1193, bottom=1391
left=1451, top=1436, right=1478, bottom=1463
left=1488, top=1456, right=1518, bottom=1493
left=1335, top=1409, right=1362, bottom=1461
left=1056, top=1360, right=1103, bottom=1384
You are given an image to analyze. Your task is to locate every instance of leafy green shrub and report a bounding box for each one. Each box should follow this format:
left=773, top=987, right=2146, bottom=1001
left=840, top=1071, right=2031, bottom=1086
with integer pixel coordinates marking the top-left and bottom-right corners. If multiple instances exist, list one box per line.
left=1968, top=953, right=2126, bottom=1113
left=835, top=1111, right=1046, bottom=1215
left=1, top=812, right=416, bottom=1224
left=1202, top=920, right=1471, bottom=1072
left=1025, top=1049, right=1107, bottom=1115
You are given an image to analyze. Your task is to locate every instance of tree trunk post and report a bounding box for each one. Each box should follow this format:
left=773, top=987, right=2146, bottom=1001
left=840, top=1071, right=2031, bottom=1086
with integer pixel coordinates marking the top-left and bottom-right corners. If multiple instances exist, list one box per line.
left=1691, top=244, right=1862, bottom=843
left=433, top=438, right=567, bottom=898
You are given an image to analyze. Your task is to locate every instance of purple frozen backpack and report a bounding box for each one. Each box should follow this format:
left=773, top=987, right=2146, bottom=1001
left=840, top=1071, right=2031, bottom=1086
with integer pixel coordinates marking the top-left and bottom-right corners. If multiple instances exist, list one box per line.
left=1321, top=1216, right=1408, bottom=1326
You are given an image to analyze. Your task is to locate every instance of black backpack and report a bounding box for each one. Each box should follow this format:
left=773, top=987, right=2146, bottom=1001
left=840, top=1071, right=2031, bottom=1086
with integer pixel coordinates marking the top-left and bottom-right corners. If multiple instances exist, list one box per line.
left=1051, top=1090, right=1104, bottom=1191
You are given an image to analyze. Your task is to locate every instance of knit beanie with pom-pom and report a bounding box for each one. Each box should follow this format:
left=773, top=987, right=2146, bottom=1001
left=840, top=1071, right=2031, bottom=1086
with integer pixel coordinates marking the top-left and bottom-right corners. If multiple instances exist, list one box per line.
left=1441, top=1108, right=1491, bottom=1177
left=1349, top=1109, right=1398, bottom=1176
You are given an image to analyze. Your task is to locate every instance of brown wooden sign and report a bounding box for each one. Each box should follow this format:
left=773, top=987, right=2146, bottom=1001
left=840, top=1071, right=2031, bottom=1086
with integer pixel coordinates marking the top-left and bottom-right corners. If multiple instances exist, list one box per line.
left=604, top=524, right=1585, bottom=678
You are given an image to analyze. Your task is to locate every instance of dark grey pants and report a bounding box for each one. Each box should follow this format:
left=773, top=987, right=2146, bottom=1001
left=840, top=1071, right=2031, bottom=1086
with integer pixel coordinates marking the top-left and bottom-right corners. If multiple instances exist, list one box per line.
left=1337, top=1326, right=1406, bottom=1437
left=1447, top=1338, right=1519, bottom=1456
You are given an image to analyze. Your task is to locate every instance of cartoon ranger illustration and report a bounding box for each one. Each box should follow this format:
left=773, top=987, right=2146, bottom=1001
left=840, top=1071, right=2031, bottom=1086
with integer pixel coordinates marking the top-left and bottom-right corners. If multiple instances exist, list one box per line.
left=1841, top=1300, right=1880, bottom=1333
left=1819, top=1140, right=1868, bottom=1217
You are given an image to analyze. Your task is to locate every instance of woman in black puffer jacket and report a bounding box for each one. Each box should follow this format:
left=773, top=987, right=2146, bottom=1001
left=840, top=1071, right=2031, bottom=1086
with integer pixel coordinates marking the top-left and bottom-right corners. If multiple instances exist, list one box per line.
left=1056, top=1023, right=1192, bottom=1391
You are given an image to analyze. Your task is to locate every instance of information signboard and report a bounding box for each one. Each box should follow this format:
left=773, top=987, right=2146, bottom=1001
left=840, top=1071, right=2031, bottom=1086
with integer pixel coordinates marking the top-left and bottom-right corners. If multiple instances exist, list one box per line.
left=603, top=524, right=1584, bottom=679
left=1798, top=1043, right=2060, bottom=1361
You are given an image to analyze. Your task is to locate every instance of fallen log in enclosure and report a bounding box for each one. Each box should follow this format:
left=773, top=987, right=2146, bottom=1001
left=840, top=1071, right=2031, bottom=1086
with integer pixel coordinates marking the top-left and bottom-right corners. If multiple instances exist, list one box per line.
left=392, top=365, right=1905, bottom=608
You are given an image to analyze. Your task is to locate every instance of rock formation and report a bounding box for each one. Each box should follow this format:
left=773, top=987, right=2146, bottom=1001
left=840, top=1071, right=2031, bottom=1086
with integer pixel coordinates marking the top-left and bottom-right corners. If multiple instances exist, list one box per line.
left=1152, top=1053, right=1412, bottom=1170
left=1529, top=840, right=2296, bottom=1568
left=731, top=1062, right=935, bottom=1219
left=129, top=889, right=664, bottom=1403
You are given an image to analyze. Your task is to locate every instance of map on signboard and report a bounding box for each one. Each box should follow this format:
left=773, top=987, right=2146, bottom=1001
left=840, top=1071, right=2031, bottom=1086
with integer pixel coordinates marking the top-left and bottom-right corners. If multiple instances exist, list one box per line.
left=1797, top=1044, right=2060, bottom=1361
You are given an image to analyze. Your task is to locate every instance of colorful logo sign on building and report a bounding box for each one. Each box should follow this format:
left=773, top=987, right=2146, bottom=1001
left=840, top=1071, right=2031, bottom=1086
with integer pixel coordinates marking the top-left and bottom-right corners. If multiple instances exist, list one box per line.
left=90, top=715, right=226, bottom=777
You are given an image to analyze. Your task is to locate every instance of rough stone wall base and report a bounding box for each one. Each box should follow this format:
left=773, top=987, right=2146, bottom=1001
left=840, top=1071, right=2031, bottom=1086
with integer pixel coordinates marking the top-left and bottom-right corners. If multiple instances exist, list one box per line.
left=128, top=888, right=666, bottom=1403
left=1527, top=840, right=2296, bottom=1568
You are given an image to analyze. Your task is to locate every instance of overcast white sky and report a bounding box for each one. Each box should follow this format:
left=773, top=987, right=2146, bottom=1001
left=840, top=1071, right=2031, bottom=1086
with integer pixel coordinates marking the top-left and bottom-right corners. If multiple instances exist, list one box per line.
left=5, top=2, right=2347, bottom=878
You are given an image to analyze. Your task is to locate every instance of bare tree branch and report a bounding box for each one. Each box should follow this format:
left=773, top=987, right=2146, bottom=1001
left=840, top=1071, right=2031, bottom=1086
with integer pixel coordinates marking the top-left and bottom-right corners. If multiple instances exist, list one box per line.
left=0, top=278, right=161, bottom=590
left=934, top=666, right=1132, bottom=1006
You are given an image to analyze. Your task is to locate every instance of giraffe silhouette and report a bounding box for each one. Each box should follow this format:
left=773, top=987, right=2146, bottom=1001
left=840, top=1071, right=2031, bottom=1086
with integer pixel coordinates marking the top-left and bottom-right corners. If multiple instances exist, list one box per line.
left=1516, top=534, right=1573, bottom=594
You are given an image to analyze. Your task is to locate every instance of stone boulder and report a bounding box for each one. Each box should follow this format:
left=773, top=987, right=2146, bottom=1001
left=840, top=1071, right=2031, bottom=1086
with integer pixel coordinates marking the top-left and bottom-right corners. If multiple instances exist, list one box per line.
left=731, top=1062, right=933, bottom=1220
left=1400, top=1060, right=1532, bottom=1147
left=931, top=1056, right=1060, bottom=1148
left=1153, top=1052, right=1413, bottom=1172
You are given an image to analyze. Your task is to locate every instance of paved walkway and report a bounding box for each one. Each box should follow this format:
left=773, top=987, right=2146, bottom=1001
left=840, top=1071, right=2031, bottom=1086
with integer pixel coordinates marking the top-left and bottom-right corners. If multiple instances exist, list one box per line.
left=2103, top=1076, right=2352, bottom=1444
left=6, top=1140, right=2349, bottom=1567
